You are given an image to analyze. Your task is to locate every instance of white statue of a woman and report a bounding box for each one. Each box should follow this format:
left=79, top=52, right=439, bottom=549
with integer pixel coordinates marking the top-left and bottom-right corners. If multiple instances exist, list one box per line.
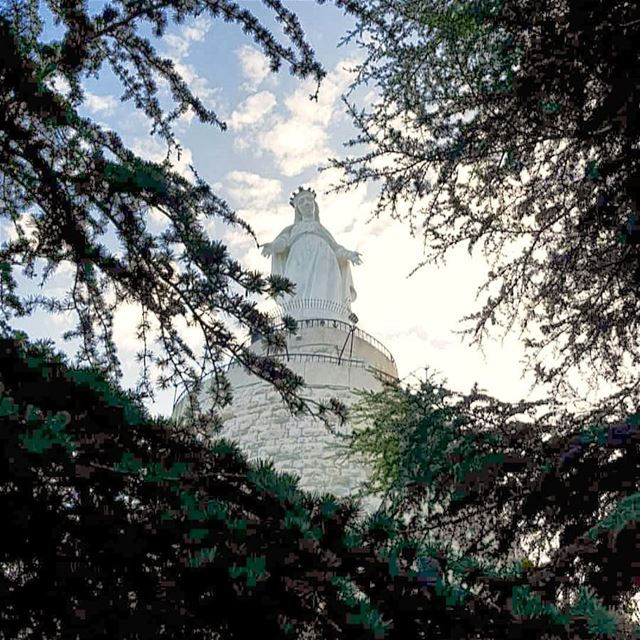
left=261, top=187, right=362, bottom=320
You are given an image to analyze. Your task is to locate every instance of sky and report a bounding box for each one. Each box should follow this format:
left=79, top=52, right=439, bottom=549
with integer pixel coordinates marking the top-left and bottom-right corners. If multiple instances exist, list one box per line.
left=3, top=0, right=572, bottom=418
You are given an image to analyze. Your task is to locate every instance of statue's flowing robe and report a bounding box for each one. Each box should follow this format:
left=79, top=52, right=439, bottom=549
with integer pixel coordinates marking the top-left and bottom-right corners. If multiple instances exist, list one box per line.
left=270, top=221, right=356, bottom=310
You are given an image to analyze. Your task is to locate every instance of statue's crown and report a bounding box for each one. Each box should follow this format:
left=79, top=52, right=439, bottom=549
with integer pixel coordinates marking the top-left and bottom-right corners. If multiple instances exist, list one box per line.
left=289, top=186, right=316, bottom=208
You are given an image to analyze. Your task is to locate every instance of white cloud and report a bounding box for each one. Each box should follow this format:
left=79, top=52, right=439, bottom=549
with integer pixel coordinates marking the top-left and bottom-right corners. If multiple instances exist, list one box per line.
left=258, top=121, right=330, bottom=177
left=163, top=33, right=190, bottom=59
left=233, top=136, right=251, bottom=152
left=284, top=58, right=355, bottom=127
left=224, top=227, right=255, bottom=253
left=175, top=107, right=197, bottom=128
left=148, top=207, right=166, bottom=224
left=182, top=21, right=210, bottom=42
left=230, top=202, right=290, bottom=245
left=48, top=309, right=75, bottom=328
left=2, top=213, right=38, bottom=245
left=130, top=137, right=168, bottom=162
left=305, top=167, right=371, bottom=238
left=229, top=91, right=277, bottom=129
left=160, top=18, right=220, bottom=110
left=170, top=146, right=195, bottom=182
left=130, top=136, right=195, bottom=182
left=171, top=314, right=205, bottom=354
left=164, top=16, right=212, bottom=60
left=235, top=45, right=271, bottom=91
left=253, top=58, right=359, bottom=176
left=113, top=297, right=203, bottom=358
left=225, top=171, right=282, bottom=209
left=220, top=191, right=290, bottom=276
left=84, top=92, right=118, bottom=115
left=172, top=61, right=221, bottom=106
left=113, top=302, right=147, bottom=351
left=243, top=244, right=274, bottom=276
left=54, top=260, right=75, bottom=277
left=46, top=74, right=71, bottom=97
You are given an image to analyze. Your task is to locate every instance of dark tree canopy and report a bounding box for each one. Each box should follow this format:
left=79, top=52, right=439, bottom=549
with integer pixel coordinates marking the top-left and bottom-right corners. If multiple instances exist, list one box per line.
left=4, top=1, right=640, bottom=638
left=0, top=0, right=333, bottom=424
left=332, top=1, right=640, bottom=629
left=4, top=334, right=639, bottom=639
left=0, top=334, right=367, bottom=639
left=334, top=0, right=640, bottom=409
left=346, top=372, right=640, bottom=634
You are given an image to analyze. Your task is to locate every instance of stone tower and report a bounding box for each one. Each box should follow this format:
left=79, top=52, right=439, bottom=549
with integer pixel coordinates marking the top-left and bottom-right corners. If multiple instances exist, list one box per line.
left=172, top=187, right=397, bottom=511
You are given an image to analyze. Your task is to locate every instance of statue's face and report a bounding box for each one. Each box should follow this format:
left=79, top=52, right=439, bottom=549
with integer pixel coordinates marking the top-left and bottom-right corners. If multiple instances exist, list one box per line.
left=297, top=195, right=315, bottom=220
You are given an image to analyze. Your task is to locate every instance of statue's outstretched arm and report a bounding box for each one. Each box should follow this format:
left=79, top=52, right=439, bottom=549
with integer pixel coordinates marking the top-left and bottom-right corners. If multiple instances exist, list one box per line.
left=261, top=232, right=289, bottom=257
left=336, top=244, right=362, bottom=265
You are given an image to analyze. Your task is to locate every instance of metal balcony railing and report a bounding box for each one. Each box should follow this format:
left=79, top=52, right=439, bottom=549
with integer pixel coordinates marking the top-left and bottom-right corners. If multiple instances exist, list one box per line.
left=255, top=316, right=396, bottom=367
left=172, top=351, right=397, bottom=414
left=226, top=351, right=397, bottom=383
left=225, top=351, right=397, bottom=383
left=225, top=351, right=363, bottom=370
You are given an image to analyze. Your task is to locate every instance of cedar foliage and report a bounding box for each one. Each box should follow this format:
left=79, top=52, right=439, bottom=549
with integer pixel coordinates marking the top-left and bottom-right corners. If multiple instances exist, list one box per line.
left=0, top=335, right=484, bottom=639
left=333, top=0, right=640, bottom=408
left=0, top=0, right=324, bottom=423
left=347, top=373, right=640, bottom=630
left=3, top=0, right=640, bottom=637
left=332, top=0, right=640, bottom=632
left=0, top=334, right=363, bottom=639
left=3, top=335, right=638, bottom=639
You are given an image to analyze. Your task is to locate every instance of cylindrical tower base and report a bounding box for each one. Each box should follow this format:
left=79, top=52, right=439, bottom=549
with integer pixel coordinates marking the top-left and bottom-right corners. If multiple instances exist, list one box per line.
left=172, top=321, right=397, bottom=514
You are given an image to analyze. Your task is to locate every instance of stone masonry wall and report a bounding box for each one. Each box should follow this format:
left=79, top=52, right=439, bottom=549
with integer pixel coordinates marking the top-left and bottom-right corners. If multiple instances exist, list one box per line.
left=172, top=323, right=397, bottom=514
left=218, top=366, right=383, bottom=513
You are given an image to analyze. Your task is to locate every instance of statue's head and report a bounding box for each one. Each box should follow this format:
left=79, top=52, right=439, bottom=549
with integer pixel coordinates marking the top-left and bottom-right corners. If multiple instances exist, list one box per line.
left=290, top=186, right=319, bottom=222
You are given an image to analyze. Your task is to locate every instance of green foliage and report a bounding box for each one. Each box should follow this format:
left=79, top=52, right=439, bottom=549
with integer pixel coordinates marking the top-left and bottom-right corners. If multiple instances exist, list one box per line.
left=540, top=100, right=561, bottom=114
left=336, top=0, right=640, bottom=410
left=320, top=494, right=340, bottom=518
left=142, top=461, right=190, bottom=483
left=511, top=585, right=570, bottom=625
left=435, top=580, right=468, bottom=607
left=0, top=394, right=19, bottom=418
left=342, top=530, right=364, bottom=550
left=331, top=576, right=391, bottom=637
left=361, top=510, right=399, bottom=540
left=189, top=546, right=218, bottom=568
left=206, top=498, right=230, bottom=521
left=188, top=528, right=209, bottom=542
left=103, top=159, right=168, bottom=198
left=283, top=507, right=322, bottom=540
left=19, top=407, right=75, bottom=454
left=347, top=600, right=391, bottom=638
left=113, top=451, right=145, bottom=474
left=570, top=588, right=620, bottom=637
left=65, top=368, right=147, bottom=425
left=585, top=160, right=600, bottom=179
left=6, top=334, right=428, bottom=638
left=247, top=459, right=306, bottom=506
left=5, top=321, right=638, bottom=637
left=226, top=517, right=248, bottom=534
left=208, top=437, right=248, bottom=465
left=342, top=361, right=640, bottom=634
left=331, top=575, right=363, bottom=607
left=228, top=555, right=268, bottom=587
left=348, top=374, right=506, bottom=508
left=416, top=2, right=493, bottom=39
left=347, top=398, right=401, bottom=493
left=0, top=0, right=327, bottom=423
left=588, top=493, right=640, bottom=541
